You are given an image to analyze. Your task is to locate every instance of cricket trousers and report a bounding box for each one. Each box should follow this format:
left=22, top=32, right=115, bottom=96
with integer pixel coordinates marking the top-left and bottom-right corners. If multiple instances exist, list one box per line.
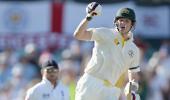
left=75, top=73, right=121, bottom=100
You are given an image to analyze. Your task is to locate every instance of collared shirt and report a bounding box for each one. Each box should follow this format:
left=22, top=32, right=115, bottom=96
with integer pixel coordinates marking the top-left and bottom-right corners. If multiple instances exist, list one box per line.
left=85, top=27, right=140, bottom=85
left=25, top=78, right=69, bottom=100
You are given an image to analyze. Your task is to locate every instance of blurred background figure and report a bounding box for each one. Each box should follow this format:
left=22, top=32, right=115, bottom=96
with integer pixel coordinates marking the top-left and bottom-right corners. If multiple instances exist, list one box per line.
left=60, top=59, right=79, bottom=100
left=0, top=0, right=169, bottom=100
left=25, top=59, right=70, bottom=100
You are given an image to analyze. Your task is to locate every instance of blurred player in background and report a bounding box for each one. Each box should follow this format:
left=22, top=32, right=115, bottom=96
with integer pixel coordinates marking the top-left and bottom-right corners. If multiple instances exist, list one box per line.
left=73, top=2, right=141, bottom=100
left=25, top=59, right=69, bottom=100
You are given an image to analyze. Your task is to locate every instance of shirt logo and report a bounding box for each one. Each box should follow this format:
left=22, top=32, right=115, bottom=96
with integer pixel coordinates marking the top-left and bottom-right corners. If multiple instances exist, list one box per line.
left=61, top=90, right=65, bottom=100
left=128, top=50, right=134, bottom=58
left=42, top=93, right=50, bottom=98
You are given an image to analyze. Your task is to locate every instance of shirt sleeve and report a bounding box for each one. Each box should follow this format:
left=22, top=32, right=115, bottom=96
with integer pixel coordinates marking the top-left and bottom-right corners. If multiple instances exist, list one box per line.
left=128, top=46, right=140, bottom=73
left=87, top=28, right=103, bottom=42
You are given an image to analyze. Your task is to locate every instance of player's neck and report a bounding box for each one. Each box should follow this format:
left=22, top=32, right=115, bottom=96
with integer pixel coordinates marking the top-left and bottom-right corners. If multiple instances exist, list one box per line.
left=115, top=28, right=130, bottom=41
left=120, top=32, right=130, bottom=41
left=50, top=80, right=58, bottom=88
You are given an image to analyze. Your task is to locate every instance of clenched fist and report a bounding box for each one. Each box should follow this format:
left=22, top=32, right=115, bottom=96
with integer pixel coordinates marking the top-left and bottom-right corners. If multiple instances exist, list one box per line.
left=86, top=2, right=102, bottom=21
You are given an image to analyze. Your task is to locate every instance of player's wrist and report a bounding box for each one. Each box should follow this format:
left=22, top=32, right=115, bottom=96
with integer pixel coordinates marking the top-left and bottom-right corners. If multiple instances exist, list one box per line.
left=130, top=81, right=139, bottom=92
left=124, top=81, right=139, bottom=96
left=85, top=14, right=93, bottom=21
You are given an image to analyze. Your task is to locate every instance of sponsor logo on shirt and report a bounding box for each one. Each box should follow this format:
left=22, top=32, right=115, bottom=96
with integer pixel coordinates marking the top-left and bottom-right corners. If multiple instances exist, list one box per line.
left=42, top=93, right=50, bottom=98
left=61, top=90, right=64, bottom=100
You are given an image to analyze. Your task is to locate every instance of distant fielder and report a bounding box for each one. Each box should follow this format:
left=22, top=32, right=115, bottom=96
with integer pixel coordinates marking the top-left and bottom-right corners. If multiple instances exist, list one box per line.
left=25, top=59, right=70, bottom=100
left=74, top=2, right=141, bottom=100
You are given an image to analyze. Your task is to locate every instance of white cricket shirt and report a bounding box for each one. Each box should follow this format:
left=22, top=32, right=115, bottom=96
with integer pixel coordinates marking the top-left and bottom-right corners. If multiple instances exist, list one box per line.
left=85, top=27, right=140, bottom=85
left=25, top=78, right=69, bottom=100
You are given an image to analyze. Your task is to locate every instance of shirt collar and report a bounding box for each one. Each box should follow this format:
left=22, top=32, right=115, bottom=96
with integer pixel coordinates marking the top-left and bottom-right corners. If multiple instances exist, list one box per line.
left=114, top=28, right=134, bottom=42
left=42, top=77, right=59, bottom=88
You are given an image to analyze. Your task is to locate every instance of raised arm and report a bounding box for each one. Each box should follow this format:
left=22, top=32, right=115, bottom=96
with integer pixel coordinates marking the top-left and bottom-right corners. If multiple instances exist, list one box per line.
left=73, top=2, right=102, bottom=41
left=73, top=18, right=92, bottom=41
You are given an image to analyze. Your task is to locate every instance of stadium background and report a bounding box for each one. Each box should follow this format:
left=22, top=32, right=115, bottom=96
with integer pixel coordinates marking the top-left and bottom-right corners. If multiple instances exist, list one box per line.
left=0, top=0, right=169, bottom=100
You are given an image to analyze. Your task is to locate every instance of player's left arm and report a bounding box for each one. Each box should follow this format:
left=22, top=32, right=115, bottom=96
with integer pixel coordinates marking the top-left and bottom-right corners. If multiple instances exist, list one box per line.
left=125, top=46, right=141, bottom=100
left=126, top=69, right=140, bottom=100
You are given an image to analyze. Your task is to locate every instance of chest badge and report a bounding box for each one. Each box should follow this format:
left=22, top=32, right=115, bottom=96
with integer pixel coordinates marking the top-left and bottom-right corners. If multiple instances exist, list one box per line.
left=128, top=50, right=134, bottom=58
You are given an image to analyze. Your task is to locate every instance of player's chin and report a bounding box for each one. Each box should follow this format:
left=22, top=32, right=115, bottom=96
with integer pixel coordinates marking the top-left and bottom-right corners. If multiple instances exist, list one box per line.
left=119, top=29, right=126, bottom=33
left=49, top=75, right=57, bottom=79
left=121, top=29, right=129, bottom=34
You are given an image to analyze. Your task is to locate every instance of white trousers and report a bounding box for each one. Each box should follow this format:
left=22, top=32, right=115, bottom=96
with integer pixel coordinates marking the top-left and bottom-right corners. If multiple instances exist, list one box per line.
left=75, top=73, right=121, bottom=100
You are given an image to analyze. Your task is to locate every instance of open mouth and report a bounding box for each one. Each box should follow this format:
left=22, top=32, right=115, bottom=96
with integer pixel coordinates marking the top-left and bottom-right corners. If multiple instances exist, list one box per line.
left=120, top=26, right=126, bottom=30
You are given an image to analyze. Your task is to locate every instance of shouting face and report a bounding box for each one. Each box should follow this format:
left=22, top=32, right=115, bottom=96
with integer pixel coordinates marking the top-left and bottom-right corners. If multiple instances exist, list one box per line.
left=115, top=18, right=133, bottom=34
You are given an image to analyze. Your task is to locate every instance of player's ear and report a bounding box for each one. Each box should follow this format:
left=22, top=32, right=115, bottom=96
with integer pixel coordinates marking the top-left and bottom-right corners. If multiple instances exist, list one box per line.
left=113, top=20, right=118, bottom=28
left=130, top=21, right=136, bottom=31
left=132, top=21, right=136, bottom=27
